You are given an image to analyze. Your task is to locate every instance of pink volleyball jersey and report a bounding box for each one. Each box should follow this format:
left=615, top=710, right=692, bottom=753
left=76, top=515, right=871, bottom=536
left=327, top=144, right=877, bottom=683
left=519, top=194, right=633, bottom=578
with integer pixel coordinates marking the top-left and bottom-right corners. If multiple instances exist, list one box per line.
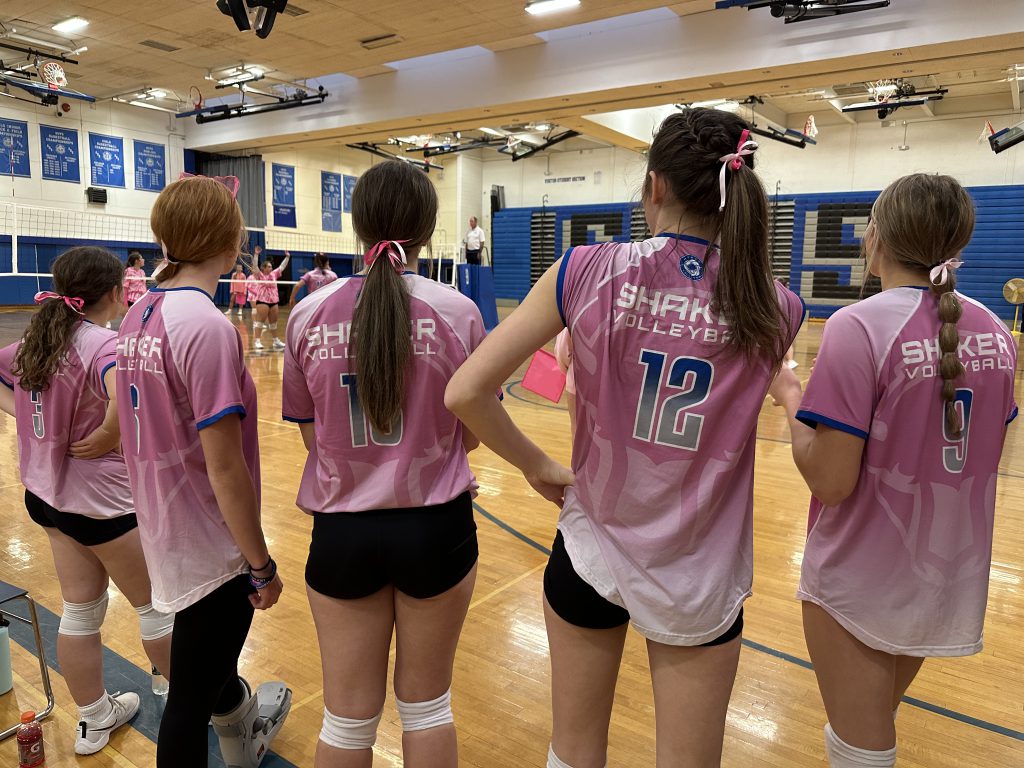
left=554, top=328, right=576, bottom=396
left=557, top=235, right=804, bottom=645
left=299, top=268, right=338, bottom=295
left=116, top=287, right=260, bottom=613
left=0, top=323, right=133, bottom=519
left=230, top=275, right=247, bottom=297
left=124, top=266, right=147, bottom=304
left=283, top=274, right=485, bottom=512
left=796, top=287, right=1017, bottom=656
left=250, top=268, right=282, bottom=304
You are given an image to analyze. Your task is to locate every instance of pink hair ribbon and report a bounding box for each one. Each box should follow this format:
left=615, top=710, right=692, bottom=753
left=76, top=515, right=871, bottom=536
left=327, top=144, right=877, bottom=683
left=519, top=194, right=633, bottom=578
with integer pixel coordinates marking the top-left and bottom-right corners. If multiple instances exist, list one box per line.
left=177, top=172, right=241, bottom=199
left=929, top=258, right=963, bottom=287
left=35, top=291, right=85, bottom=315
left=718, top=128, right=758, bottom=212
left=364, top=240, right=408, bottom=273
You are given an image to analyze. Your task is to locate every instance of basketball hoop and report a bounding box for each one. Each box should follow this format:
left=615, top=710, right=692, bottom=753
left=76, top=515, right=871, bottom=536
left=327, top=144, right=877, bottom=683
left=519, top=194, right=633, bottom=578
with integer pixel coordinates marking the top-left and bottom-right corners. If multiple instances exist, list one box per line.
left=869, top=79, right=898, bottom=104
left=190, top=85, right=204, bottom=110
left=38, top=61, right=68, bottom=91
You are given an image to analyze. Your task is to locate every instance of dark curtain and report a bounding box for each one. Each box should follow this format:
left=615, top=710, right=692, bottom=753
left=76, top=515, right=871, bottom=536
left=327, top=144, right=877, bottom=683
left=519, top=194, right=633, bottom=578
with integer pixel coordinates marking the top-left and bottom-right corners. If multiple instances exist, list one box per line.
left=194, top=153, right=266, bottom=228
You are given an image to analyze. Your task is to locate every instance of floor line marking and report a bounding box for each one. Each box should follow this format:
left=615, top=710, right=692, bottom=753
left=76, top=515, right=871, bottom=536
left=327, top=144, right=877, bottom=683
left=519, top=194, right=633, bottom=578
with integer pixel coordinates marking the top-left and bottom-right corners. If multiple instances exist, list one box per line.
left=472, top=500, right=1024, bottom=742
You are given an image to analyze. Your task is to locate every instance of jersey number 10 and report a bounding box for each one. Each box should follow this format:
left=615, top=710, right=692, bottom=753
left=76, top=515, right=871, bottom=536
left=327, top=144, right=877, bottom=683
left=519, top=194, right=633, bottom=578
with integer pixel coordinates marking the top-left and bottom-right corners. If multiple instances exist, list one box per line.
left=633, top=350, right=714, bottom=451
left=340, top=373, right=404, bottom=448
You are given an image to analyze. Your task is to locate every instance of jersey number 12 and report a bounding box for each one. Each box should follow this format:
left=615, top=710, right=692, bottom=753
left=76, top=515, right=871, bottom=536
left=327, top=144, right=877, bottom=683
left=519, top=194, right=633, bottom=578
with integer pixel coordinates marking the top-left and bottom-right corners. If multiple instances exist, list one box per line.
left=633, top=349, right=714, bottom=451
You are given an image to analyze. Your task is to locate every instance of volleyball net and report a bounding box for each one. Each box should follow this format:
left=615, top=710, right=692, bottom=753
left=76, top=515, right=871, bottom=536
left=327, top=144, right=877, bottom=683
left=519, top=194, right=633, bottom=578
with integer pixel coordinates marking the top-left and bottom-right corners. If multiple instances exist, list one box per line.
left=0, top=201, right=466, bottom=304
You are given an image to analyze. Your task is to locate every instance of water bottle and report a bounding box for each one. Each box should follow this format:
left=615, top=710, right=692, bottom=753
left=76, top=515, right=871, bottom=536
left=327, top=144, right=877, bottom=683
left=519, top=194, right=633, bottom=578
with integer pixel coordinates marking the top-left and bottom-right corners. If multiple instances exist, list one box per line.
left=0, top=616, right=13, bottom=695
left=151, top=666, right=169, bottom=696
left=17, top=711, right=45, bottom=767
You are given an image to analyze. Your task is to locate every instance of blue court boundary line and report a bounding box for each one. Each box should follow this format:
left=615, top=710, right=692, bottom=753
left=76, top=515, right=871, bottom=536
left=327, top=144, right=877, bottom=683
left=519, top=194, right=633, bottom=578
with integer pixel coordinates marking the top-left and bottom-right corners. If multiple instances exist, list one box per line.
left=502, top=380, right=1024, bottom=481
left=4, top=600, right=297, bottom=767
left=471, top=501, right=1024, bottom=743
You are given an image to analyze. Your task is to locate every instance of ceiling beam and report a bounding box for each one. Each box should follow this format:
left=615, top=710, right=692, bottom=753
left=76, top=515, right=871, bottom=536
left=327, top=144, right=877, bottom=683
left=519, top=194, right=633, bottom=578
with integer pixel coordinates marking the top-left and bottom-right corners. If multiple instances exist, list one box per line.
left=669, top=1, right=719, bottom=15
left=825, top=96, right=858, bottom=124
left=559, top=116, right=649, bottom=152
left=919, top=100, right=934, bottom=117
left=484, top=35, right=546, bottom=53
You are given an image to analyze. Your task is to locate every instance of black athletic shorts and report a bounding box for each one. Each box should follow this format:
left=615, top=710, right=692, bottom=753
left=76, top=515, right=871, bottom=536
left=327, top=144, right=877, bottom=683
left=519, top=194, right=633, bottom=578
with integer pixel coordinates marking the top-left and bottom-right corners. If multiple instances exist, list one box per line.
left=255, top=301, right=276, bottom=309
left=544, top=531, right=744, bottom=646
left=25, top=489, right=138, bottom=548
left=305, top=491, right=478, bottom=600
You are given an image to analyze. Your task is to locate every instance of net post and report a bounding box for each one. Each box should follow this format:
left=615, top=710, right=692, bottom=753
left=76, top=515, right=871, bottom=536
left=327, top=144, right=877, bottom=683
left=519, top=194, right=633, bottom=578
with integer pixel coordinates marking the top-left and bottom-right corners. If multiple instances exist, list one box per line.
left=11, top=203, right=18, bottom=276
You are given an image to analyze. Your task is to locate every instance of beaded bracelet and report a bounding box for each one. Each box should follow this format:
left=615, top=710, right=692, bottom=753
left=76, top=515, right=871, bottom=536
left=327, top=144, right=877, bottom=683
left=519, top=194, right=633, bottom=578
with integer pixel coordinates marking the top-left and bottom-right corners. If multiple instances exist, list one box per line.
left=249, top=557, right=277, bottom=590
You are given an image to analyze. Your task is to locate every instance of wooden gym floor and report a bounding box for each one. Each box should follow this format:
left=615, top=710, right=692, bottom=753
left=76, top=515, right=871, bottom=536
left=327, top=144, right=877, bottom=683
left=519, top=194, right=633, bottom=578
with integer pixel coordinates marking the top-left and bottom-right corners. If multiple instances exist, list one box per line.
left=0, top=306, right=1020, bottom=767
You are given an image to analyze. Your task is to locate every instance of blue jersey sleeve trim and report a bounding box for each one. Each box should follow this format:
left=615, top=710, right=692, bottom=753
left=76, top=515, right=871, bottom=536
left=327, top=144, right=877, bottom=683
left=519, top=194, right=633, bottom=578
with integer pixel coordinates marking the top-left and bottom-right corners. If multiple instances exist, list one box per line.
left=656, top=232, right=712, bottom=248
left=1008, top=405, right=1019, bottom=426
left=150, top=286, right=214, bottom=301
left=556, top=248, right=573, bottom=327
left=0, top=375, right=13, bottom=390
left=197, top=404, right=247, bottom=430
left=283, top=415, right=315, bottom=424
left=796, top=410, right=869, bottom=440
left=99, top=361, right=116, bottom=397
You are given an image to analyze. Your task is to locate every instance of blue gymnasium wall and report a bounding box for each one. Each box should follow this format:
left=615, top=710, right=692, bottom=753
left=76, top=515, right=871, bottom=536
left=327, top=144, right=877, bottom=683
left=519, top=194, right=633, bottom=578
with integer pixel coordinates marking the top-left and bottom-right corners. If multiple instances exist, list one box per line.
left=493, top=187, right=1024, bottom=320
left=492, top=203, right=635, bottom=302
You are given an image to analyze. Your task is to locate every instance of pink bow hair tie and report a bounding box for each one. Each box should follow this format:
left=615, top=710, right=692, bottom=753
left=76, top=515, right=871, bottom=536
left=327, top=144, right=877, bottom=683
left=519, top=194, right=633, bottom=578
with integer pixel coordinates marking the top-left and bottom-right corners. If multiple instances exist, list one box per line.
left=35, top=291, right=85, bottom=314
left=364, top=240, right=408, bottom=273
left=929, top=258, right=963, bottom=286
left=718, top=128, right=758, bottom=212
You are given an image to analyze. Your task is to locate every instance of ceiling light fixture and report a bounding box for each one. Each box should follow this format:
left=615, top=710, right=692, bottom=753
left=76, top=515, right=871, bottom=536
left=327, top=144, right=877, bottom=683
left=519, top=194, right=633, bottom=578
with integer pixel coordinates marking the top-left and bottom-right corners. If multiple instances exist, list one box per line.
left=480, top=127, right=505, bottom=136
left=52, top=17, right=89, bottom=35
left=525, top=0, right=581, bottom=16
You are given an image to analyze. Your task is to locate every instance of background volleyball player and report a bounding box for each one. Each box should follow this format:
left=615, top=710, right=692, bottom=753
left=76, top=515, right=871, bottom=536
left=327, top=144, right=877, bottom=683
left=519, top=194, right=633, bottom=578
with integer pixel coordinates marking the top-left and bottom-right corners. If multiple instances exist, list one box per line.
left=249, top=244, right=290, bottom=350
left=0, top=247, right=173, bottom=755
left=287, top=252, right=338, bottom=309
left=284, top=161, right=486, bottom=768
left=770, top=174, right=1017, bottom=768
left=448, top=108, right=803, bottom=768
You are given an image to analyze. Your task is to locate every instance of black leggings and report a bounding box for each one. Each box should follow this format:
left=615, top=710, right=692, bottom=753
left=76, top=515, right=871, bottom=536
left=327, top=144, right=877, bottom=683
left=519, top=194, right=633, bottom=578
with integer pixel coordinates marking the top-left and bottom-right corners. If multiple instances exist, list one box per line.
left=156, top=575, right=254, bottom=767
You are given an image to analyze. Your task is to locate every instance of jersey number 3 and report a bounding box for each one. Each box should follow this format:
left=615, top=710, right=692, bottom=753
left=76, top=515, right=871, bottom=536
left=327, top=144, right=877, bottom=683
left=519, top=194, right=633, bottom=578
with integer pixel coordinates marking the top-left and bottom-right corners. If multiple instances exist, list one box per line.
left=633, top=350, right=714, bottom=451
left=340, top=373, right=404, bottom=448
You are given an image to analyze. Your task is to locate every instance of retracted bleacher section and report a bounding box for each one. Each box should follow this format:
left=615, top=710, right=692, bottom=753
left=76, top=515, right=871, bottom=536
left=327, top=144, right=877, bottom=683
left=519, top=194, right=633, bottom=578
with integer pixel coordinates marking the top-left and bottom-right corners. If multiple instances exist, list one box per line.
left=492, top=186, right=1024, bottom=320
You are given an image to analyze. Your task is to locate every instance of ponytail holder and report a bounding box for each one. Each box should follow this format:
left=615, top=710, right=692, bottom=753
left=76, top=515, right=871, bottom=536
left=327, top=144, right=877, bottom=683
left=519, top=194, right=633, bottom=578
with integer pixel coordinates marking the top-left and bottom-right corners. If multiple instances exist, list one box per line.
left=718, top=128, right=758, bottom=212
left=177, top=171, right=241, bottom=199
left=35, top=291, right=85, bottom=315
left=364, top=240, right=408, bottom=273
left=929, top=258, right=963, bottom=287
left=160, top=241, right=180, bottom=265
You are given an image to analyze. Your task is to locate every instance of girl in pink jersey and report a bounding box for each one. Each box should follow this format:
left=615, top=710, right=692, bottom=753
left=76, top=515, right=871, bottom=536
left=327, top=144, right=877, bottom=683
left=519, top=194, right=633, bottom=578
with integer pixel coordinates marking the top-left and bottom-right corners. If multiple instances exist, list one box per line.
left=0, top=247, right=173, bottom=756
left=118, top=177, right=290, bottom=768
left=448, top=109, right=802, bottom=767
left=123, top=251, right=148, bottom=306
left=225, top=262, right=248, bottom=317
left=770, top=174, right=1017, bottom=768
left=287, top=252, right=338, bottom=309
left=250, top=244, right=290, bottom=351
left=283, top=161, right=485, bottom=768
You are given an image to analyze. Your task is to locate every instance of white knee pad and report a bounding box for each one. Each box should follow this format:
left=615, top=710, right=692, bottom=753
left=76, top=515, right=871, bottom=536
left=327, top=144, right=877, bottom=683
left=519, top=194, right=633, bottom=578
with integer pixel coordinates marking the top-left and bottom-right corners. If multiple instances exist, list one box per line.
left=253, top=321, right=264, bottom=331
left=268, top=322, right=278, bottom=331
left=396, top=688, right=454, bottom=732
left=59, top=593, right=108, bottom=637
left=319, top=707, right=382, bottom=750
left=824, top=723, right=896, bottom=767
left=134, top=602, right=174, bottom=640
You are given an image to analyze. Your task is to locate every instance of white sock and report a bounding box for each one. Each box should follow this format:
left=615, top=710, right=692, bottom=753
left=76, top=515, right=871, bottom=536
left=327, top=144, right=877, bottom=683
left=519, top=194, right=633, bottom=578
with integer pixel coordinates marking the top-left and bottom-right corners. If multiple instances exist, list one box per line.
left=78, top=692, right=114, bottom=724
left=824, top=723, right=896, bottom=767
left=547, top=745, right=573, bottom=768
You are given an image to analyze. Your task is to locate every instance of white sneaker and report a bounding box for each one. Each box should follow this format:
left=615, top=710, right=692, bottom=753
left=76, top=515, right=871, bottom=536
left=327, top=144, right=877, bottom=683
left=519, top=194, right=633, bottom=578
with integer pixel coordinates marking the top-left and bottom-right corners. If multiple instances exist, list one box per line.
left=254, top=339, right=264, bottom=350
left=75, top=692, right=140, bottom=755
left=272, top=338, right=286, bottom=350
left=236, top=308, right=243, bottom=316
left=224, top=308, right=233, bottom=315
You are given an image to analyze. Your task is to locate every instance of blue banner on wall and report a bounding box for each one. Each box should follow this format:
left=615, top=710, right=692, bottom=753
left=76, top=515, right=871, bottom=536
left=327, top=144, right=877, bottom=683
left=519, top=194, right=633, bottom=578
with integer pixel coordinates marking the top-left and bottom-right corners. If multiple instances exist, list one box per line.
left=0, top=118, right=31, bottom=178
left=134, top=140, right=166, bottom=192
left=89, top=133, right=125, bottom=188
left=343, top=174, right=358, bottom=213
left=322, top=171, right=342, bottom=232
left=272, top=163, right=296, bottom=228
left=40, top=125, right=79, bottom=182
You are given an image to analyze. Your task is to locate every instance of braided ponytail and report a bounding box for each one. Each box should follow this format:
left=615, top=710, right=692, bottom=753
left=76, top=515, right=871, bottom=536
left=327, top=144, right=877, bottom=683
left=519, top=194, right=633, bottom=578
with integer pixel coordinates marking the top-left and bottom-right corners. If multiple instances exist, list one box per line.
left=871, top=174, right=975, bottom=438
